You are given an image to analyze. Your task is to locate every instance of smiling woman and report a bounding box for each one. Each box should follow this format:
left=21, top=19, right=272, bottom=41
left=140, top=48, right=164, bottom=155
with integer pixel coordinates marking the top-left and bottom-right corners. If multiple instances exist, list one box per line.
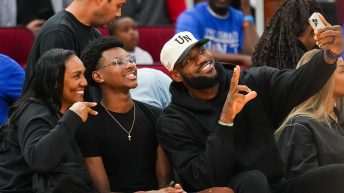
left=0, top=48, right=98, bottom=193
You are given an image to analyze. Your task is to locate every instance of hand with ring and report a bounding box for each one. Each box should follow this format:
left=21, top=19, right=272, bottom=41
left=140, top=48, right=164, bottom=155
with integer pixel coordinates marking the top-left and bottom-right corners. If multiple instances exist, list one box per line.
left=313, top=13, right=343, bottom=57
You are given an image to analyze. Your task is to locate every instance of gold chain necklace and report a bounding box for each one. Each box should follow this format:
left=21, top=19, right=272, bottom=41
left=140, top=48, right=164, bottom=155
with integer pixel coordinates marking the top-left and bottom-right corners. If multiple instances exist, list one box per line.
left=100, top=102, right=136, bottom=141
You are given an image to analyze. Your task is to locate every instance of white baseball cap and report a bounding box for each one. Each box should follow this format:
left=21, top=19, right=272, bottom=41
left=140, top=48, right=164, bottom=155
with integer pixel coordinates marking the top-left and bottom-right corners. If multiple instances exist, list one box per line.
left=160, top=31, right=209, bottom=71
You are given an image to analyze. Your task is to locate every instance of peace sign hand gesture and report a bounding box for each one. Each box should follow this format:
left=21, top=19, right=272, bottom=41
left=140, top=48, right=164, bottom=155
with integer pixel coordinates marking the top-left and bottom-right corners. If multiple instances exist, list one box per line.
left=219, top=65, right=257, bottom=124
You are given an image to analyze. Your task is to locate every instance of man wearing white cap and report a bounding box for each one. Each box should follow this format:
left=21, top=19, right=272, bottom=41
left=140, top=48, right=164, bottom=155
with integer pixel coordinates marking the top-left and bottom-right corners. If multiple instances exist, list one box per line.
left=156, top=28, right=344, bottom=193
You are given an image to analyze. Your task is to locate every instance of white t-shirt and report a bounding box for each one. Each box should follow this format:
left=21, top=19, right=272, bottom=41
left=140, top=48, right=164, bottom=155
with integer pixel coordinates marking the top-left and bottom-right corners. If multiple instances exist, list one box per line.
left=128, top=47, right=154, bottom=65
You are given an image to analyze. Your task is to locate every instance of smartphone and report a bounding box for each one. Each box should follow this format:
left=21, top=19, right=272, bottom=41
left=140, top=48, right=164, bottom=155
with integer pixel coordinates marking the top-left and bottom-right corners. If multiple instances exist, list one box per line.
left=308, top=12, right=325, bottom=30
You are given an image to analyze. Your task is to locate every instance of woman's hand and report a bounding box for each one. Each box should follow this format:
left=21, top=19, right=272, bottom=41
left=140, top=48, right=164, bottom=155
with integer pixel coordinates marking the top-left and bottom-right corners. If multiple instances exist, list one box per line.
left=69, top=102, right=98, bottom=122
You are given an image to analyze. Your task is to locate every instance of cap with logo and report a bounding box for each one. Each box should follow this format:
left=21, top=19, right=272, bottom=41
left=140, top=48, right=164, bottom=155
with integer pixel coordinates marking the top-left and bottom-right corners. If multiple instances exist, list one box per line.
left=160, top=31, right=209, bottom=71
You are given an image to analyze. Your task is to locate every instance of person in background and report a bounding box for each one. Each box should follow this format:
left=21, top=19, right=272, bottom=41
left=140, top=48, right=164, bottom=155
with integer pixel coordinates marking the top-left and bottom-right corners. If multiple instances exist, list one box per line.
left=130, top=68, right=172, bottom=109
left=108, top=17, right=154, bottom=65
left=252, top=0, right=322, bottom=69
left=77, top=36, right=182, bottom=193
left=176, top=0, right=258, bottom=67
left=0, top=0, right=52, bottom=35
left=121, top=0, right=186, bottom=26
left=50, top=0, right=73, bottom=13
left=156, top=20, right=343, bottom=193
left=275, top=49, right=344, bottom=180
left=0, top=48, right=97, bottom=193
left=0, top=54, right=25, bottom=126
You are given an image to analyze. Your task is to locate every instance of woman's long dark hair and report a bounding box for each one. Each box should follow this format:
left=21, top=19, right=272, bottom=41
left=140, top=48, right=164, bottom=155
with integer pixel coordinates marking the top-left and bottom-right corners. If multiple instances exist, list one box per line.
left=0, top=48, right=75, bottom=152
left=251, top=0, right=322, bottom=69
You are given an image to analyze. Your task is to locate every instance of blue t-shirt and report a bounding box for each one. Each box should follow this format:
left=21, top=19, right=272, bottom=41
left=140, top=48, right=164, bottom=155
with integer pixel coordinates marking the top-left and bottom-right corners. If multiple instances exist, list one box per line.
left=0, top=54, right=25, bottom=125
left=176, top=2, right=244, bottom=54
left=130, top=68, right=171, bottom=109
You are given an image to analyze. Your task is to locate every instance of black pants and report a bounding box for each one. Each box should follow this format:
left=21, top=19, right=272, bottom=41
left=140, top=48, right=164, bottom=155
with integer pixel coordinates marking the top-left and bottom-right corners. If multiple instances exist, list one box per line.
left=228, top=170, right=271, bottom=193
left=271, top=164, right=344, bottom=193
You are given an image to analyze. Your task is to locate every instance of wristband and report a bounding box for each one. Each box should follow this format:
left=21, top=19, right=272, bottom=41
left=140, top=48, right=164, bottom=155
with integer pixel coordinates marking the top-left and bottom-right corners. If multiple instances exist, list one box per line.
left=325, top=50, right=342, bottom=61
left=244, top=15, right=254, bottom=24
left=218, top=120, right=234, bottom=127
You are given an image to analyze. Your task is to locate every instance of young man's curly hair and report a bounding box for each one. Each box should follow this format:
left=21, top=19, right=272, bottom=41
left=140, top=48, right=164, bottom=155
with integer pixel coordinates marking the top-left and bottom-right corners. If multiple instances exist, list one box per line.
left=80, top=36, right=124, bottom=87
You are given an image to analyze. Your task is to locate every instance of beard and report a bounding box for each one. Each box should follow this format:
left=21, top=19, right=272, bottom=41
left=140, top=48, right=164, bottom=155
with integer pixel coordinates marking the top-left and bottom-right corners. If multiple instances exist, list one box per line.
left=180, top=69, right=220, bottom=90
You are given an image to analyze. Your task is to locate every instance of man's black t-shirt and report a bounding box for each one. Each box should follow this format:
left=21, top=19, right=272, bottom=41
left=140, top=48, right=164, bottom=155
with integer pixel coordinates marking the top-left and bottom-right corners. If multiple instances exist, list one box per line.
left=24, top=10, right=101, bottom=99
left=25, top=10, right=100, bottom=81
left=28, top=10, right=100, bottom=65
left=76, top=101, right=162, bottom=192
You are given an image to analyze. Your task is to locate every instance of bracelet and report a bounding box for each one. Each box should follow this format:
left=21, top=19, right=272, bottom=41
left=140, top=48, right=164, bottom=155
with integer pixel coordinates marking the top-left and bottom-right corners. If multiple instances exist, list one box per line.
left=243, top=21, right=251, bottom=28
left=218, top=120, right=234, bottom=127
left=244, top=15, right=254, bottom=24
left=325, top=50, right=342, bottom=61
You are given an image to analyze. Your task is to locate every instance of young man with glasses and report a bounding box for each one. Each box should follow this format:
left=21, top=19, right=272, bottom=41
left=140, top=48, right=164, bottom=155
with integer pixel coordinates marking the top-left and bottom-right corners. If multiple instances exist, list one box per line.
left=76, top=36, right=184, bottom=193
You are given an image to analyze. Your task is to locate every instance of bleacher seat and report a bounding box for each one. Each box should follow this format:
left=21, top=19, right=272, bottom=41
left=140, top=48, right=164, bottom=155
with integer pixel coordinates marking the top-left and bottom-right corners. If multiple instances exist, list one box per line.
left=0, top=27, right=35, bottom=67
left=137, top=26, right=175, bottom=63
left=97, top=27, right=109, bottom=36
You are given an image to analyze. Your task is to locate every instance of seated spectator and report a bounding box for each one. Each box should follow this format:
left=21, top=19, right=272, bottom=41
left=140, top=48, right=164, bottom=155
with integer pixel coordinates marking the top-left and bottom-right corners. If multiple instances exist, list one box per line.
left=156, top=25, right=343, bottom=193
left=0, top=54, right=24, bottom=125
left=131, top=68, right=172, bottom=109
left=0, top=0, right=56, bottom=35
left=275, top=49, right=344, bottom=179
left=77, top=36, right=182, bottom=193
left=176, top=0, right=258, bottom=67
left=0, top=49, right=97, bottom=193
left=108, top=17, right=154, bottom=64
left=252, top=0, right=323, bottom=69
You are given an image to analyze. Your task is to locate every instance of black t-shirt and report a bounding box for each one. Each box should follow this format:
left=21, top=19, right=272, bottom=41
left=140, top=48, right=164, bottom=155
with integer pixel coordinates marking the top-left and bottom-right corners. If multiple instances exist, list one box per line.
left=26, top=10, right=100, bottom=74
left=76, top=101, right=162, bottom=192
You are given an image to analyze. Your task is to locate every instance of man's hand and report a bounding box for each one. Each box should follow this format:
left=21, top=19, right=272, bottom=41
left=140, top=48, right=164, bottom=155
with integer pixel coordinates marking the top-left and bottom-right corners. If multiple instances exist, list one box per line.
left=135, top=183, right=186, bottom=193
left=314, top=14, right=342, bottom=58
left=220, top=65, right=257, bottom=123
left=26, top=19, right=45, bottom=36
left=240, top=0, right=251, bottom=15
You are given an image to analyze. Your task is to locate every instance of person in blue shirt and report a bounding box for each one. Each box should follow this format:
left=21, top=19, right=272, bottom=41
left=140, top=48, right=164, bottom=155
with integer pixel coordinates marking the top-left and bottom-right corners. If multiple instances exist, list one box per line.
left=176, top=0, right=258, bottom=67
left=0, top=54, right=24, bottom=125
left=130, top=68, right=172, bottom=109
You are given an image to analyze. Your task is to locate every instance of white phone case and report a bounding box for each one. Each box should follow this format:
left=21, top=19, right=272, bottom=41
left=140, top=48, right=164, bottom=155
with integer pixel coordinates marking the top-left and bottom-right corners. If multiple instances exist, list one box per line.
left=309, top=12, right=325, bottom=30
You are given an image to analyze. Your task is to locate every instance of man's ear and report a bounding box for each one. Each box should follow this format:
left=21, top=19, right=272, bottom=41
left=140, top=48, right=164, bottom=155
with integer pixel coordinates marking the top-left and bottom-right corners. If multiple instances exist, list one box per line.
left=170, top=69, right=183, bottom=82
left=92, top=71, right=104, bottom=83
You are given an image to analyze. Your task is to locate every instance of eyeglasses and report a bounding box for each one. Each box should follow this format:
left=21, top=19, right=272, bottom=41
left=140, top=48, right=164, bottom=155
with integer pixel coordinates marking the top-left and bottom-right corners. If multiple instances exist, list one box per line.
left=97, top=55, right=136, bottom=70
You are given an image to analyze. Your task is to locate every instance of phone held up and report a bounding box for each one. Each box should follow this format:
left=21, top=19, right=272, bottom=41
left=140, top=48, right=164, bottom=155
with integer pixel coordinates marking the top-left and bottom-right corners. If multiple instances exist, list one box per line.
left=308, top=12, right=325, bottom=30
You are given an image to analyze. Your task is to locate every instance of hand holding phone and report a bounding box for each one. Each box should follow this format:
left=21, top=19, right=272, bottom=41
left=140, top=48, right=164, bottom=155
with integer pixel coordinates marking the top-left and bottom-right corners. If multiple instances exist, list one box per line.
left=308, top=12, right=325, bottom=30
